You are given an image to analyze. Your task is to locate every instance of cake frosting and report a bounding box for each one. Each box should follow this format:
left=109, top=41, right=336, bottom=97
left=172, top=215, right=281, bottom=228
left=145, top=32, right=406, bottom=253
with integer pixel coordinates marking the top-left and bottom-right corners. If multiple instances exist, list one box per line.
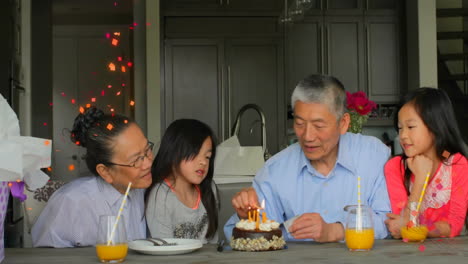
left=230, top=218, right=285, bottom=251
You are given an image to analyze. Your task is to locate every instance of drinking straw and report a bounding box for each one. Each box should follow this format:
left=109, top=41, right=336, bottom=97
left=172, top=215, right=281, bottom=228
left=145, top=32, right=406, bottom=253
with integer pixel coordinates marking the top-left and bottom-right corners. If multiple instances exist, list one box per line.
left=357, top=176, right=362, bottom=229
left=416, top=173, right=431, bottom=212
left=107, top=182, right=132, bottom=245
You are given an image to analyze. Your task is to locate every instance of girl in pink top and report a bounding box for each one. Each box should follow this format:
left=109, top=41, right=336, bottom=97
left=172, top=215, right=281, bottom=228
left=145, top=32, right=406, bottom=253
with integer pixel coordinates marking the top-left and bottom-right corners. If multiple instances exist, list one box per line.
left=385, top=88, right=468, bottom=238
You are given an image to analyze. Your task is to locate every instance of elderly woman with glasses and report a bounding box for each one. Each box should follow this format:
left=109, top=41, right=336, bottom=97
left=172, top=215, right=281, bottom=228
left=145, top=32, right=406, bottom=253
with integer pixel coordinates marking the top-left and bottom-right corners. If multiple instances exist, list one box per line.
left=32, top=107, right=154, bottom=248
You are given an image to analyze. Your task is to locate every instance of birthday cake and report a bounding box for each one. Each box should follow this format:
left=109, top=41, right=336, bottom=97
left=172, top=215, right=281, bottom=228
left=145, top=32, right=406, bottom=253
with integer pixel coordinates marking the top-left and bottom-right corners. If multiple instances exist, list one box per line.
left=230, top=218, right=286, bottom=251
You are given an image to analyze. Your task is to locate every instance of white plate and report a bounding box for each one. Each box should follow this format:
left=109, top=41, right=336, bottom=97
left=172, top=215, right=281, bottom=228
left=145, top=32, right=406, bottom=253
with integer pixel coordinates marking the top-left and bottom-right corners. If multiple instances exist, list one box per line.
left=128, top=238, right=203, bottom=256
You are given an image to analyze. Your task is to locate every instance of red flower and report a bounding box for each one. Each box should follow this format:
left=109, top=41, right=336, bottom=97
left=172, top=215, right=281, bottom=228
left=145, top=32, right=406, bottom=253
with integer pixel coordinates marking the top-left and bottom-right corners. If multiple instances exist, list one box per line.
left=346, top=91, right=376, bottom=115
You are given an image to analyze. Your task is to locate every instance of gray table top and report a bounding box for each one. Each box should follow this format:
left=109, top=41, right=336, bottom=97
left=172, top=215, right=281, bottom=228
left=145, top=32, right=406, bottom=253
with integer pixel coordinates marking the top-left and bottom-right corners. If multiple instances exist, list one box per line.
left=4, top=237, right=468, bottom=264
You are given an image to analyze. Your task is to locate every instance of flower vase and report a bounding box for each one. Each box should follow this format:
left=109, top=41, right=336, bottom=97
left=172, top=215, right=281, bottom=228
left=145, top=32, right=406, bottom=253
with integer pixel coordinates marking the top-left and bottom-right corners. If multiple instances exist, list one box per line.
left=348, top=111, right=369, bottom=134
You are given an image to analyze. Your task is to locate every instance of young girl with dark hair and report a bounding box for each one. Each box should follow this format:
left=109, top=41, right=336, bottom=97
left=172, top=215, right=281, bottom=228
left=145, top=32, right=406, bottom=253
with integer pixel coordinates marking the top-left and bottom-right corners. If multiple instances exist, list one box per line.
left=385, top=88, right=468, bottom=238
left=145, top=119, right=219, bottom=243
left=32, top=107, right=153, bottom=247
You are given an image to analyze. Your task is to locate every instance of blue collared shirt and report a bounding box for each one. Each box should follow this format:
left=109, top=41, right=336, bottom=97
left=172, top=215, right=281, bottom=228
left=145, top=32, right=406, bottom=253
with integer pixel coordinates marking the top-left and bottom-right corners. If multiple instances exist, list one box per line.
left=224, top=132, right=391, bottom=241
left=32, top=176, right=146, bottom=247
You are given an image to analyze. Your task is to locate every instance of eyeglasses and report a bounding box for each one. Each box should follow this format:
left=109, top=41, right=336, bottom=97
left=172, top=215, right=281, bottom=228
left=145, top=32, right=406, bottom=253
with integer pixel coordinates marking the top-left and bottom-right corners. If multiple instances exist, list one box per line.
left=106, top=141, right=154, bottom=168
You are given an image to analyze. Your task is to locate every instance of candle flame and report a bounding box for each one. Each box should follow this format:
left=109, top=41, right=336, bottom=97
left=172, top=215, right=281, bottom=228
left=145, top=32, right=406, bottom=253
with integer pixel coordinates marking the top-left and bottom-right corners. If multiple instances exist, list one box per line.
left=261, top=199, right=265, bottom=210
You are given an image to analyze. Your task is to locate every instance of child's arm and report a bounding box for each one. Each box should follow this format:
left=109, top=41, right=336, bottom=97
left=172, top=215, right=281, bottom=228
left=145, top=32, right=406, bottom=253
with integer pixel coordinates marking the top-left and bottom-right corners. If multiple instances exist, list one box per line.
left=406, top=155, right=433, bottom=204
left=428, top=221, right=450, bottom=237
left=444, top=156, right=468, bottom=237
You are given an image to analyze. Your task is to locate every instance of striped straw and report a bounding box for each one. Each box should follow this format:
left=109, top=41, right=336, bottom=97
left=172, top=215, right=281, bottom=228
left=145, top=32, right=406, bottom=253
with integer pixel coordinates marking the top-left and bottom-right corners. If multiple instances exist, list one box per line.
left=107, top=182, right=132, bottom=245
left=357, top=176, right=362, bottom=229
left=357, top=176, right=361, bottom=206
left=416, top=173, right=431, bottom=212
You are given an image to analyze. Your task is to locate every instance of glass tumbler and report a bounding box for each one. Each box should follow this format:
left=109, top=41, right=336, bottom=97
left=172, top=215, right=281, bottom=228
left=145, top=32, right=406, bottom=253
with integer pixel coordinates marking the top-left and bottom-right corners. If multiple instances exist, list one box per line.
left=344, top=205, right=375, bottom=251
left=96, top=215, right=128, bottom=263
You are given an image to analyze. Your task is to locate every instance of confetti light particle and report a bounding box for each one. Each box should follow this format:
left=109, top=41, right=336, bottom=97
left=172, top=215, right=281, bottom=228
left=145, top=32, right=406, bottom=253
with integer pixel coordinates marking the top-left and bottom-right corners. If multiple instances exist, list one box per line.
left=68, top=164, right=75, bottom=171
left=146, top=22, right=151, bottom=26
left=27, top=207, right=32, bottom=211
left=105, top=33, right=110, bottom=39
left=86, top=104, right=91, bottom=108
left=127, top=62, right=133, bottom=67
left=79, top=106, right=85, bottom=113
left=114, top=32, right=121, bottom=36
left=43, top=122, right=48, bottom=126
left=93, top=133, right=99, bottom=137
left=75, top=141, right=80, bottom=146
left=108, top=63, right=116, bottom=71
left=133, top=22, right=138, bottom=26
left=49, top=102, right=53, bottom=106
left=111, top=113, right=115, bottom=117
left=61, top=92, right=66, bottom=96
left=129, top=26, right=134, bottom=30
left=130, top=100, right=135, bottom=106
left=111, top=38, right=119, bottom=46
left=114, top=2, right=118, bottom=6
left=47, top=167, right=52, bottom=172
left=16, top=179, right=21, bottom=183
left=44, top=141, right=50, bottom=146
left=116, top=91, right=121, bottom=96
left=110, top=108, right=115, bottom=112
left=418, top=245, right=425, bottom=252
left=402, top=238, right=409, bottom=243
left=121, top=66, right=126, bottom=72
left=107, top=84, right=112, bottom=88
left=117, top=56, right=122, bottom=61
left=124, top=119, right=128, bottom=124
left=91, top=97, right=96, bottom=102
left=71, top=99, right=76, bottom=104
left=8, top=183, right=12, bottom=187
left=101, top=90, right=105, bottom=96
left=107, top=123, right=114, bottom=130
left=121, top=83, right=126, bottom=87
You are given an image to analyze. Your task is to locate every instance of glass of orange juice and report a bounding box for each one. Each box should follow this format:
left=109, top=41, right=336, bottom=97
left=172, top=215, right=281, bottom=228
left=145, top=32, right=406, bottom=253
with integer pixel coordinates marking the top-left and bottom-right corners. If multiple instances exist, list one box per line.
left=344, top=205, right=375, bottom=251
left=96, top=215, right=128, bottom=263
left=399, top=202, right=428, bottom=242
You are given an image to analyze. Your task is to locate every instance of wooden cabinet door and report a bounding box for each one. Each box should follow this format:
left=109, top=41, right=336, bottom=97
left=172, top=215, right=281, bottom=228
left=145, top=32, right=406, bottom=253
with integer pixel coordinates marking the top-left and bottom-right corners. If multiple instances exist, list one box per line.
left=324, top=16, right=365, bottom=94
left=164, top=39, right=225, bottom=139
left=365, top=16, right=400, bottom=102
left=226, top=38, right=284, bottom=154
left=162, top=0, right=222, bottom=11
left=286, top=17, right=323, bottom=98
left=225, top=0, right=282, bottom=12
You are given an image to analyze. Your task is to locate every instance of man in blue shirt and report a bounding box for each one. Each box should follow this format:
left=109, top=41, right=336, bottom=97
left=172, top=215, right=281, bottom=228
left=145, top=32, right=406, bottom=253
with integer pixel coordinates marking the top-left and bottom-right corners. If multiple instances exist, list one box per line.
left=224, top=74, right=391, bottom=242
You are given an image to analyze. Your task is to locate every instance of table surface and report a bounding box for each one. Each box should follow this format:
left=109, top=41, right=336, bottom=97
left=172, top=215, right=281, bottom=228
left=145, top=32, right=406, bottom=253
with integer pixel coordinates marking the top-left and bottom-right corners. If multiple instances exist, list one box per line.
left=4, top=237, right=468, bottom=264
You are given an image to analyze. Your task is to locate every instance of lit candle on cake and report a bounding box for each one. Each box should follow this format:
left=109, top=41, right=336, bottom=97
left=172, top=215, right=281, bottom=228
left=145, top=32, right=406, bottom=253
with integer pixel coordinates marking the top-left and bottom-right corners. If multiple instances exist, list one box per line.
left=255, top=209, right=260, bottom=229
left=261, top=199, right=268, bottom=223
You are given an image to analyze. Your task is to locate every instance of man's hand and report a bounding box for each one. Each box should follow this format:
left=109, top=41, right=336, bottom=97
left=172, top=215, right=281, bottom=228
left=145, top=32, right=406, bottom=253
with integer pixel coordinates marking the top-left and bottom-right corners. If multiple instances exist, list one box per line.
left=288, top=213, right=344, bottom=242
left=385, top=213, right=402, bottom=238
left=231, top=187, right=260, bottom=219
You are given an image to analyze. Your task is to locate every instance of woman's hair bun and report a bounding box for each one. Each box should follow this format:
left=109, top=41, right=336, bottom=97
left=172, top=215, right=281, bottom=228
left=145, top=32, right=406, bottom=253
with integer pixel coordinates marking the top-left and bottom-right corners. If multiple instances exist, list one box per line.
left=70, top=107, right=104, bottom=147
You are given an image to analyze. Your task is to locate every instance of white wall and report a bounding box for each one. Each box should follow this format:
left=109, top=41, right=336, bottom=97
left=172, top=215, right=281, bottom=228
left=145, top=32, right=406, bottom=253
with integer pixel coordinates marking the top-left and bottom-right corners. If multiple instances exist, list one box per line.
left=406, top=0, right=438, bottom=90
left=146, top=0, right=161, bottom=143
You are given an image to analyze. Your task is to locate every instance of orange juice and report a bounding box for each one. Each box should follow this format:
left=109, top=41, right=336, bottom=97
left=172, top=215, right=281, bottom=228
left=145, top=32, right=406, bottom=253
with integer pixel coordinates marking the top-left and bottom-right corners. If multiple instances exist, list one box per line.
left=401, top=225, right=428, bottom=242
left=96, top=244, right=128, bottom=263
left=345, top=228, right=374, bottom=251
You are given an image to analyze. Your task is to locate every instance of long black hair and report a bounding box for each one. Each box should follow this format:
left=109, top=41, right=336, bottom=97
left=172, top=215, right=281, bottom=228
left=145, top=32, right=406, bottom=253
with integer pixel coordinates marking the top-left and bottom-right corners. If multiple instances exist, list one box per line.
left=70, top=107, right=133, bottom=176
left=145, top=119, right=219, bottom=239
left=394, top=88, right=468, bottom=230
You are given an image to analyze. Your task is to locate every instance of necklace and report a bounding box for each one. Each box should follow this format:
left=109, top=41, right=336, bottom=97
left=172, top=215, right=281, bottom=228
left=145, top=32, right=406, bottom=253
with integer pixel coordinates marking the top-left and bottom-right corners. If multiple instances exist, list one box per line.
left=164, top=178, right=201, bottom=209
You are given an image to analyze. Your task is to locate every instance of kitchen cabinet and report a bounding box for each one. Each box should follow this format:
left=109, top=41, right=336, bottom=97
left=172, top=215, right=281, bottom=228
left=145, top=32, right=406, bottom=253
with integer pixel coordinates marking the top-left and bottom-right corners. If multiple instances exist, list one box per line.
left=305, top=0, right=400, bottom=15
left=164, top=37, right=284, bottom=154
left=286, top=11, right=402, bottom=103
left=286, top=16, right=365, bottom=97
left=162, top=0, right=282, bottom=16
left=365, top=16, right=401, bottom=102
